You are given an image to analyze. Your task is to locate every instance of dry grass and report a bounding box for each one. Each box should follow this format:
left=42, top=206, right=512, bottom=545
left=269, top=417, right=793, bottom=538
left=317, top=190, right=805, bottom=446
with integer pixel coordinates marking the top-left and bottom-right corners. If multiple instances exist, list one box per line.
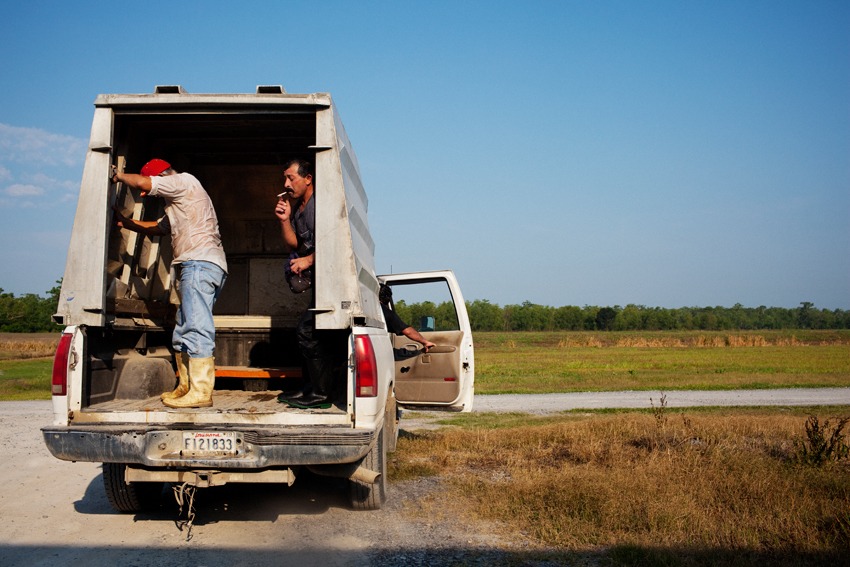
left=392, top=408, right=850, bottom=564
left=479, top=330, right=850, bottom=350
left=0, top=333, right=59, bottom=360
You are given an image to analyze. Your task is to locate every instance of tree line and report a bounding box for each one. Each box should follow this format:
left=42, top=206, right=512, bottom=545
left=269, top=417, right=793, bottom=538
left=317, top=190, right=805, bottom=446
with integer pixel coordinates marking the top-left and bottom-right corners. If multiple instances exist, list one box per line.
left=0, top=284, right=62, bottom=332
left=397, top=300, right=850, bottom=332
left=2, top=285, right=848, bottom=333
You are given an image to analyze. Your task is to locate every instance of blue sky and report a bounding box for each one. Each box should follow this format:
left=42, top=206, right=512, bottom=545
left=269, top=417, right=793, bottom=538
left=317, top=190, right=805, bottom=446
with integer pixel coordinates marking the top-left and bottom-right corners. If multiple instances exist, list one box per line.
left=1, top=1, right=848, bottom=309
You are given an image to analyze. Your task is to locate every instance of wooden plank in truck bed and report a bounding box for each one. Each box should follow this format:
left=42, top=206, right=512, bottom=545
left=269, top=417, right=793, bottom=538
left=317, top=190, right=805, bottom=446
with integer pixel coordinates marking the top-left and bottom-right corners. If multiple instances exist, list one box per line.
left=214, top=366, right=302, bottom=379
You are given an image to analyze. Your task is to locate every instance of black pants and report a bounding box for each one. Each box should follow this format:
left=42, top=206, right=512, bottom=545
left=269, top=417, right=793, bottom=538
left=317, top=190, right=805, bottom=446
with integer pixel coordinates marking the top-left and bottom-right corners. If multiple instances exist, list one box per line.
left=296, top=307, right=327, bottom=360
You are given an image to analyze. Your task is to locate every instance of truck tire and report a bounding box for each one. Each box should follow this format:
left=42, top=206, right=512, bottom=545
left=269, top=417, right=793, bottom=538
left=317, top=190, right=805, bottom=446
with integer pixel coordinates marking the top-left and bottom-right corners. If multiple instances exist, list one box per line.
left=102, top=463, right=164, bottom=513
left=348, top=426, right=387, bottom=511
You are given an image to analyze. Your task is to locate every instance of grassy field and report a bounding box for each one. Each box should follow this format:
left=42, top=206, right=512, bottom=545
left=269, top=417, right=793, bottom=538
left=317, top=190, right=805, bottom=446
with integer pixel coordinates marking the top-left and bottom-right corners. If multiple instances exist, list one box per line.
left=475, top=330, right=850, bottom=393
left=2, top=330, right=849, bottom=401
left=0, top=333, right=59, bottom=400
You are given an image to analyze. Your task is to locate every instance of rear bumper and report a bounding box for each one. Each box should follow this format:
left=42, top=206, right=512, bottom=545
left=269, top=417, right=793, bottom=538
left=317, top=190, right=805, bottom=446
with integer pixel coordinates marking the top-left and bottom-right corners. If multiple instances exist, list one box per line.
left=41, top=424, right=376, bottom=468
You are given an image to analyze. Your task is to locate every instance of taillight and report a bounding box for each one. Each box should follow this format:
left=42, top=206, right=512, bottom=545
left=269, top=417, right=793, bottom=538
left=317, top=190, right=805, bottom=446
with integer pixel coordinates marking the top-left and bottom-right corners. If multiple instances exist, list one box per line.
left=355, top=335, right=378, bottom=397
left=51, top=332, right=73, bottom=396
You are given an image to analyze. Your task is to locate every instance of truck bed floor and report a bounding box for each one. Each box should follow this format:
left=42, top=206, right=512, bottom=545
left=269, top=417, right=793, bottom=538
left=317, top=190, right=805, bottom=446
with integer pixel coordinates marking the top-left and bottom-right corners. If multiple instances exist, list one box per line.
left=83, top=389, right=347, bottom=416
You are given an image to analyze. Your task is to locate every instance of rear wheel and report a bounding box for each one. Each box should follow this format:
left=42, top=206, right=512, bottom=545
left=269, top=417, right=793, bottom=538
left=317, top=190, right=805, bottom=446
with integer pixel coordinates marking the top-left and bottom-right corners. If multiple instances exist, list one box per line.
left=348, top=426, right=387, bottom=510
left=102, top=463, right=164, bottom=513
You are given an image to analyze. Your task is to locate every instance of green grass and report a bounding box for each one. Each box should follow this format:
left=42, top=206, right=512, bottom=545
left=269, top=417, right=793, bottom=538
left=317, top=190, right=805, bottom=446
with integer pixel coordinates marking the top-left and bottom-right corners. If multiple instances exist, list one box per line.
left=0, top=358, right=52, bottom=400
left=474, top=331, right=850, bottom=394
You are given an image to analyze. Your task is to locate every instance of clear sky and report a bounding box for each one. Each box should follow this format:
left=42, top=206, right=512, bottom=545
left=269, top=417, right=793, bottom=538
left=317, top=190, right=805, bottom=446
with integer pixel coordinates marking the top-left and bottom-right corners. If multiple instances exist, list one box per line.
left=1, top=1, right=848, bottom=309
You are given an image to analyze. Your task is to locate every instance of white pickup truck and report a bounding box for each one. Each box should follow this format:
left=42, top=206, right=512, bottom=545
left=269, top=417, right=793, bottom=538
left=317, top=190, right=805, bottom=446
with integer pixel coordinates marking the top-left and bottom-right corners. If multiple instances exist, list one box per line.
left=42, top=85, right=474, bottom=511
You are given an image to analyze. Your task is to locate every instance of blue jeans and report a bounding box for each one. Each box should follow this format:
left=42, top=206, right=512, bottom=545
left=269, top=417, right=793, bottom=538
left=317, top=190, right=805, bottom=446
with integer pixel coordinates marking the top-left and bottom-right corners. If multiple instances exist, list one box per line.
left=173, top=261, right=227, bottom=358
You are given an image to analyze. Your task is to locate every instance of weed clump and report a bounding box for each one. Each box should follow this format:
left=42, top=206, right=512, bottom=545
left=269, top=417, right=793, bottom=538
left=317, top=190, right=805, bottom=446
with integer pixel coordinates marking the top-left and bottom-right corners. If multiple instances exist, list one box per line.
left=795, top=415, right=850, bottom=467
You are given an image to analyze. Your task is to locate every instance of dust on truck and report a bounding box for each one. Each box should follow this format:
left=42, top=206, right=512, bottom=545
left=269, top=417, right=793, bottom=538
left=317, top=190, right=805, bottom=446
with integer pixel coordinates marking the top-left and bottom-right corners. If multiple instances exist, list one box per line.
left=42, top=85, right=474, bottom=511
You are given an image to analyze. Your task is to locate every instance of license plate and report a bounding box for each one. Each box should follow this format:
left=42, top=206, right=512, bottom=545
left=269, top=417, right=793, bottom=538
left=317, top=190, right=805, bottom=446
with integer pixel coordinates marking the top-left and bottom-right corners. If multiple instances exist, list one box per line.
left=182, top=431, right=240, bottom=456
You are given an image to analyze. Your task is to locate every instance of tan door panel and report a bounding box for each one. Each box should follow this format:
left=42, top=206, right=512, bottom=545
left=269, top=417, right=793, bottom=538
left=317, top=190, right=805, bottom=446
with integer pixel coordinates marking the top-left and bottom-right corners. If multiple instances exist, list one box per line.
left=393, top=331, right=464, bottom=404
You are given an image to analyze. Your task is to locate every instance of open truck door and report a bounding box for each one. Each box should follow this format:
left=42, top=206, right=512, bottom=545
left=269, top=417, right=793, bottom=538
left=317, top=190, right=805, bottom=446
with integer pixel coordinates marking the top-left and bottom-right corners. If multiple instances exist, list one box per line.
left=378, top=270, right=475, bottom=412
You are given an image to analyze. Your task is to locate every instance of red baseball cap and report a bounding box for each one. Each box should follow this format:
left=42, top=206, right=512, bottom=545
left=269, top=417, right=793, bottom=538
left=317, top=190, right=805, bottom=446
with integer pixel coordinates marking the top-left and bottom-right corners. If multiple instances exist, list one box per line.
left=140, top=159, right=171, bottom=177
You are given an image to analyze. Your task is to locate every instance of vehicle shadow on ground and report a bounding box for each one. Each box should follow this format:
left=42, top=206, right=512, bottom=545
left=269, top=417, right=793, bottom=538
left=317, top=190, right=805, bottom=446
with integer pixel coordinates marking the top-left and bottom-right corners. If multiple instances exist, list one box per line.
left=0, top=543, right=840, bottom=567
left=74, top=466, right=352, bottom=522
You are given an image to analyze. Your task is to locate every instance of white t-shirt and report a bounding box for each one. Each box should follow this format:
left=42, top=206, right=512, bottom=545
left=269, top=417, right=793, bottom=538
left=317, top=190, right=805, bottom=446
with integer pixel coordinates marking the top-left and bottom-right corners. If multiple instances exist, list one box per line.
left=149, top=172, right=227, bottom=273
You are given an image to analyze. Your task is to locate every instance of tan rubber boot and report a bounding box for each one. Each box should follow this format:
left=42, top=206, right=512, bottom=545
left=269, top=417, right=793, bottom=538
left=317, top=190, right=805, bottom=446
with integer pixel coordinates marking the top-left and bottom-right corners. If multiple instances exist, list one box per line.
left=163, top=357, right=215, bottom=408
left=161, top=352, right=190, bottom=401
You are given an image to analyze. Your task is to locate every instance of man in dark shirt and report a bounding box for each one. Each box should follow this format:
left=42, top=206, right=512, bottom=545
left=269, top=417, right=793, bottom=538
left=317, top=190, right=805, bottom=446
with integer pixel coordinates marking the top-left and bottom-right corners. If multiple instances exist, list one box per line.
left=274, top=159, right=331, bottom=408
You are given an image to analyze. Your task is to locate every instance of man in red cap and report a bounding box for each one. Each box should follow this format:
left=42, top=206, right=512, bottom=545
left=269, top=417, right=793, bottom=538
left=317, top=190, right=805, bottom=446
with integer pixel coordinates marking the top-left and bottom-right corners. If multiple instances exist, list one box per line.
left=112, top=159, right=227, bottom=408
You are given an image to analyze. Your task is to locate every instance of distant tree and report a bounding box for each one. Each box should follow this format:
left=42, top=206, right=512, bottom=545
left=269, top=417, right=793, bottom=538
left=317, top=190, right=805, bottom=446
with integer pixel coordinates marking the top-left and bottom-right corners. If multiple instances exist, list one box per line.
left=798, top=302, right=814, bottom=329
left=48, top=280, right=62, bottom=304
left=0, top=288, right=14, bottom=328
left=672, top=307, right=693, bottom=330
left=433, top=301, right=460, bottom=331
left=506, top=301, right=554, bottom=331
left=467, top=299, right=503, bottom=331
left=0, top=291, right=33, bottom=331
left=581, top=306, right=600, bottom=330
left=837, top=309, right=850, bottom=329
left=595, top=307, right=617, bottom=331
left=0, top=284, right=60, bottom=332
left=392, top=300, right=411, bottom=330
left=553, top=305, right=584, bottom=330
left=400, top=300, right=439, bottom=331
left=614, top=305, right=642, bottom=331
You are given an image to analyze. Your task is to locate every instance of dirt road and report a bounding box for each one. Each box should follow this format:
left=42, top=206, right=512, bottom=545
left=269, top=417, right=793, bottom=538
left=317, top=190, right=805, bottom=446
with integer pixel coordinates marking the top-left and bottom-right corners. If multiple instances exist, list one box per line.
left=2, top=400, right=521, bottom=567
left=2, top=390, right=848, bottom=566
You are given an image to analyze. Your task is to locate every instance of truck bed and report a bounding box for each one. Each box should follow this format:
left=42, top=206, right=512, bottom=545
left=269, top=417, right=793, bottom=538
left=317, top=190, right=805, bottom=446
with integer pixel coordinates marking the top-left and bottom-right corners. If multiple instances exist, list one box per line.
left=81, top=389, right=347, bottom=417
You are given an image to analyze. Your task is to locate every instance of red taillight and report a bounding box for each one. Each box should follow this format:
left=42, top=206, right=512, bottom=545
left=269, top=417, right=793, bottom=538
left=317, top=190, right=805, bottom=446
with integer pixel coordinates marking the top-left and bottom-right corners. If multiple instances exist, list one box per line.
left=51, top=332, right=73, bottom=396
left=355, top=335, right=378, bottom=397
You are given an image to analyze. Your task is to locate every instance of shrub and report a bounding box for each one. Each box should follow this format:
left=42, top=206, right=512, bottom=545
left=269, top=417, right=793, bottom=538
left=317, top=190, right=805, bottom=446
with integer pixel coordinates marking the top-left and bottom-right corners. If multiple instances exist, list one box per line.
left=795, top=415, right=850, bottom=467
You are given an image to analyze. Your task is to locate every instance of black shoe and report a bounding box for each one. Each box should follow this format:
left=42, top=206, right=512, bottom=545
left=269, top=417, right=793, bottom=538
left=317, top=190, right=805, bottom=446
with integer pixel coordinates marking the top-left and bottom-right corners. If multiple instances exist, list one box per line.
left=278, top=385, right=309, bottom=402
left=284, top=394, right=332, bottom=409
left=278, top=392, right=302, bottom=403
left=283, top=357, right=334, bottom=409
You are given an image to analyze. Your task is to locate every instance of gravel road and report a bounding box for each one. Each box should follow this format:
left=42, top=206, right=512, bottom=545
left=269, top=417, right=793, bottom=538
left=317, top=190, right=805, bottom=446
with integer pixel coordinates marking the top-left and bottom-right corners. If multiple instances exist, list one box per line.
left=2, top=389, right=848, bottom=567
left=471, top=387, right=850, bottom=413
